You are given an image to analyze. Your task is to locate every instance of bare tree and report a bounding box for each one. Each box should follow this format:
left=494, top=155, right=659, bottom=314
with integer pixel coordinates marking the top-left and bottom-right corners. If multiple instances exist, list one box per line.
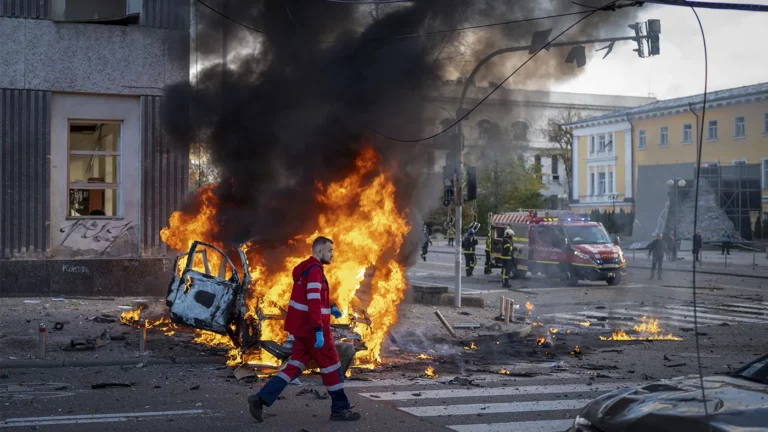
left=538, top=109, right=584, bottom=198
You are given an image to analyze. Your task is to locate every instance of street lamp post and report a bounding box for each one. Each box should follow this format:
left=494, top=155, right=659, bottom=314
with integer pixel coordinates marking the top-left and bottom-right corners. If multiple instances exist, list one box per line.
left=666, top=178, right=686, bottom=260
left=608, top=194, right=619, bottom=233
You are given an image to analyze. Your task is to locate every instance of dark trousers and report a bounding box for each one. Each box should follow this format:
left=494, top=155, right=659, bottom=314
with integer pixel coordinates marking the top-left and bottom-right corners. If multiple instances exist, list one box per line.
left=421, top=243, right=428, bottom=261
left=501, top=258, right=514, bottom=286
left=257, top=336, right=350, bottom=414
left=484, top=250, right=492, bottom=274
left=721, top=242, right=731, bottom=255
left=651, top=256, right=663, bottom=278
left=447, top=238, right=454, bottom=247
left=693, top=248, right=701, bottom=262
left=464, top=252, right=476, bottom=276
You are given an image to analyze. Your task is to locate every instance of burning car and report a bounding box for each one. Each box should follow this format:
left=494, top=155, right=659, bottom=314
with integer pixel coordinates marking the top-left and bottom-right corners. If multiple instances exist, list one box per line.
left=165, top=240, right=360, bottom=373
left=569, top=353, right=768, bottom=431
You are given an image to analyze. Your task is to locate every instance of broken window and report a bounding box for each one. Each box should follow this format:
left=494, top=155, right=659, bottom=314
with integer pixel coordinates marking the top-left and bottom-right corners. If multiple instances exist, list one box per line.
left=68, top=122, right=121, bottom=217
left=52, top=0, right=141, bottom=24
left=511, top=121, right=529, bottom=142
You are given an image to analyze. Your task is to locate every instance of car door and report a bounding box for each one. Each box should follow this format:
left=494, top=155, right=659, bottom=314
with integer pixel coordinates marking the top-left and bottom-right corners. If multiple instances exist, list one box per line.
left=550, top=226, right=569, bottom=263
left=533, top=225, right=552, bottom=265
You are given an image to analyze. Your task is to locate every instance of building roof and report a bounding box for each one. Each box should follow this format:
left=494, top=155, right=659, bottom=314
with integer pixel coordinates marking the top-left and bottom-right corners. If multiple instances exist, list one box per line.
left=565, top=81, right=768, bottom=128
left=434, top=81, right=656, bottom=111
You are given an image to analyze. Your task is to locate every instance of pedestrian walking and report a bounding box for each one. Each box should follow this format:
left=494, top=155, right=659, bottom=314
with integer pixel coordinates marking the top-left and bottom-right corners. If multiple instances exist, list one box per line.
left=648, top=233, right=665, bottom=280
left=665, top=230, right=677, bottom=261
left=500, top=229, right=515, bottom=288
left=248, top=236, right=361, bottom=422
left=462, top=228, right=478, bottom=277
left=693, top=231, right=702, bottom=264
left=721, top=229, right=732, bottom=255
left=447, top=226, right=456, bottom=247
left=484, top=230, right=493, bottom=275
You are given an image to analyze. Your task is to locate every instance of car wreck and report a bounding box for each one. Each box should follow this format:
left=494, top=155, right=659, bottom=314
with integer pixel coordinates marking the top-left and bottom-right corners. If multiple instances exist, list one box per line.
left=165, top=241, right=360, bottom=374
left=570, top=353, right=768, bottom=431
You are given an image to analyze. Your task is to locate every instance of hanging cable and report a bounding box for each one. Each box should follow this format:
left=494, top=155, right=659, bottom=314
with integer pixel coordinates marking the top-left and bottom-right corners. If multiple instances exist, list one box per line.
left=684, top=0, right=712, bottom=424
left=196, top=0, right=267, bottom=34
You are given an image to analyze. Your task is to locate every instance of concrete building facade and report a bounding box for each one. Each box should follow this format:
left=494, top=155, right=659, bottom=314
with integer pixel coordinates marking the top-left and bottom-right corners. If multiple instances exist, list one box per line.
left=0, top=0, right=190, bottom=296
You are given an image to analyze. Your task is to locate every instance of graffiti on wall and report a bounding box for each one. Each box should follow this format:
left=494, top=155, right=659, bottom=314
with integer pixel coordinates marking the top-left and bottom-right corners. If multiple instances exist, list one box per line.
left=58, top=220, right=137, bottom=257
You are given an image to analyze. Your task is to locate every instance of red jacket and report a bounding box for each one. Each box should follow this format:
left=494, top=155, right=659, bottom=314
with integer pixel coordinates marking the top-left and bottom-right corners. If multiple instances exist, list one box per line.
left=284, top=256, right=331, bottom=338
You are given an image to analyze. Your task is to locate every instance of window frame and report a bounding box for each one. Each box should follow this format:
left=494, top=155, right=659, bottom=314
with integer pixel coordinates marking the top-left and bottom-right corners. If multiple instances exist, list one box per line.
left=707, top=120, right=718, bottom=141
left=732, top=159, right=748, bottom=166
left=763, top=113, right=768, bottom=135
left=590, top=172, right=595, bottom=196
left=598, top=172, right=606, bottom=196
left=66, top=119, right=123, bottom=220
left=638, top=130, right=646, bottom=149
left=682, top=123, right=692, bottom=144
left=589, top=136, right=595, bottom=155
left=598, top=134, right=606, bottom=153
left=762, top=158, right=768, bottom=189
left=551, top=155, right=559, bottom=181
left=734, top=116, right=746, bottom=138
left=660, top=126, right=669, bottom=147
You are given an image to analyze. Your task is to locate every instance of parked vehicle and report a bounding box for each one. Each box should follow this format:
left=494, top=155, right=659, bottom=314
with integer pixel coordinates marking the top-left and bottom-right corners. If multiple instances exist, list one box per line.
left=487, top=210, right=627, bottom=286
left=570, top=353, right=768, bottom=431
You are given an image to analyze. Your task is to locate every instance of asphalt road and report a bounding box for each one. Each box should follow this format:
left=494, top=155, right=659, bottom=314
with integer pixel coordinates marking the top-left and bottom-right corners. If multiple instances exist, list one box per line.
left=2, top=250, right=767, bottom=432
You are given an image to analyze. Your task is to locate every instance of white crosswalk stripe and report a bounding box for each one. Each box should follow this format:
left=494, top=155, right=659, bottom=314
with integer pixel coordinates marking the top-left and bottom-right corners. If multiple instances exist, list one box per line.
left=357, top=379, right=637, bottom=432
left=541, top=302, right=768, bottom=330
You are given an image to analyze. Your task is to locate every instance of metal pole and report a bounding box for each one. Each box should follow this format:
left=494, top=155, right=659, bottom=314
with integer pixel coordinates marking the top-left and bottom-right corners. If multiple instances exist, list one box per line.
left=505, top=299, right=513, bottom=325
left=454, top=123, right=463, bottom=308
left=434, top=311, right=458, bottom=338
left=499, top=295, right=506, bottom=317
left=38, top=323, right=46, bottom=359
left=139, top=319, right=146, bottom=353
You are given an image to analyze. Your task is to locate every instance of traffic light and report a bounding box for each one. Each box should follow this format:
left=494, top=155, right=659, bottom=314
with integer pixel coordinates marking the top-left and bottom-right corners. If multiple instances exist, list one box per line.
left=466, top=165, right=477, bottom=201
left=565, top=45, right=586, bottom=68
left=628, top=22, right=646, bottom=58
left=647, top=19, right=661, bottom=56
left=442, top=165, right=455, bottom=207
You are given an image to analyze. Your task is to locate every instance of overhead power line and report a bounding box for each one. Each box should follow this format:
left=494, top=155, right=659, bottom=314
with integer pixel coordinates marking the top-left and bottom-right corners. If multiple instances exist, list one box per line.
left=196, top=0, right=267, bottom=34
left=638, top=0, right=768, bottom=12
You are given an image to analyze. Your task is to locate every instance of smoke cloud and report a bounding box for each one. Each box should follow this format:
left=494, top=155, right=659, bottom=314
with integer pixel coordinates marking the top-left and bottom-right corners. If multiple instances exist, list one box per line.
left=162, top=0, right=646, bottom=255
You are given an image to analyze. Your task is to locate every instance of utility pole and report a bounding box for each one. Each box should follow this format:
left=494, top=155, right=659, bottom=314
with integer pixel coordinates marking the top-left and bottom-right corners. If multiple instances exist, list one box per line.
left=453, top=122, right=463, bottom=308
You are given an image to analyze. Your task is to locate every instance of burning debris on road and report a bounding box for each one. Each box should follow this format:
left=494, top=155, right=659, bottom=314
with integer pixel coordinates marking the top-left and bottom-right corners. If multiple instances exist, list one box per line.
left=423, top=365, right=439, bottom=379
left=600, top=317, right=683, bottom=341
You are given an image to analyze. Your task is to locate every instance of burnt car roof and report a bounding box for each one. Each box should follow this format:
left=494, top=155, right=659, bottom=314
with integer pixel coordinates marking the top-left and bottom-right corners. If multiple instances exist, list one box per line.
left=574, top=358, right=768, bottom=432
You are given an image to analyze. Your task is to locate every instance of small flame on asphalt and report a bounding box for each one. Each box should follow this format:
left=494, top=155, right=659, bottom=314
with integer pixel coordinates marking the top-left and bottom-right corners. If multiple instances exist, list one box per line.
left=536, top=337, right=546, bottom=346
left=550, top=328, right=558, bottom=334
left=416, top=353, right=435, bottom=360
left=499, top=368, right=512, bottom=375
left=424, top=365, right=438, bottom=379
left=464, top=342, right=478, bottom=351
left=570, top=346, right=581, bottom=357
left=532, top=322, right=544, bottom=327
left=579, top=320, right=591, bottom=327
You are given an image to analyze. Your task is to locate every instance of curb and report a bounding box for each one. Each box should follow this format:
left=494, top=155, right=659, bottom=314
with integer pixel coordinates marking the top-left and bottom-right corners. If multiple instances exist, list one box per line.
left=0, top=356, right=225, bottom=369
left=628, top=264, right=768, bottom=279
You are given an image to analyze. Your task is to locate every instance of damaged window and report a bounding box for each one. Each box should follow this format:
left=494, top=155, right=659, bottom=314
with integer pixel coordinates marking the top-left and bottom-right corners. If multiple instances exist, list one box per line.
left=68, top=121, right=122, bottom=218
left=52, top=0, right=141, bottom=24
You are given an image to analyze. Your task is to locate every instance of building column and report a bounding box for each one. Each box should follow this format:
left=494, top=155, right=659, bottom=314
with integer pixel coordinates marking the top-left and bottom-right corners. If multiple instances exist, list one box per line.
left=571, top=134, right=579, bottom=201
left=624, top=128, right=633, bottom=200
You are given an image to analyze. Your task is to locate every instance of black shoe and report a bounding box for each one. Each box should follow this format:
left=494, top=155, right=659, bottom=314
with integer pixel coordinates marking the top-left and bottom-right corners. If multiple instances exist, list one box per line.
left=330, top=409, right=361, bottom=421
left=247, top=394, right=264, bottom=422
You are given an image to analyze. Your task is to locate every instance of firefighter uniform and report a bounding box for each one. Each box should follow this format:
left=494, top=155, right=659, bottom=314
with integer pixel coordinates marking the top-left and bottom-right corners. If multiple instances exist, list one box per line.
left=447, top=227, right=456, bottom=247
left=462, top=229, right=478, bottom=277
left=501, top=231, right=515, bottom=288
left=255, top=256, right=350, bottom=414
left=484, top=233, right=492, bottom=275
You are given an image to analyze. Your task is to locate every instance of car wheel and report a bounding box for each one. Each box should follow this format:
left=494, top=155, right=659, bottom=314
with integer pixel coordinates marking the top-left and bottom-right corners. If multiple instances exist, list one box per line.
left=606, top=273, right=622, bottom=286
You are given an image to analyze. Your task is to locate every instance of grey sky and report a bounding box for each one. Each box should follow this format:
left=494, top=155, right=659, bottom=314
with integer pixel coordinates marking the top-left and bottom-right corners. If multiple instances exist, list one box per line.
left=551, top=0, right=768, bottom=99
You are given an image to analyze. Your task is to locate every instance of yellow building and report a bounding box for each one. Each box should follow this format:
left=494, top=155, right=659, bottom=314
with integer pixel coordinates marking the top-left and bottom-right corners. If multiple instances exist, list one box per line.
left=567, top=82, right=768, bottom=220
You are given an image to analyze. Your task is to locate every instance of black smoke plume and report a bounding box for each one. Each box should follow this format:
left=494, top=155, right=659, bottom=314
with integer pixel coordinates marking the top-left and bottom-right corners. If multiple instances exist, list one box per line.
left=161, top=0, right=646, bottom=256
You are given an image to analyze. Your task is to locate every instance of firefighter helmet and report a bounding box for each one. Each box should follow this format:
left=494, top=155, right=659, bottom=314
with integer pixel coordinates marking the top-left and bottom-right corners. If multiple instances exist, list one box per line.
left=504, top=229, right=514, bottom=238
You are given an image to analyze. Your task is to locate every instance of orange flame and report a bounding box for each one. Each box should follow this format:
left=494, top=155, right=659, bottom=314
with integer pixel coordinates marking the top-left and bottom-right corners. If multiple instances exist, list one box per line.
left=600, top=330, right=634, bottom=341
left=160, top=147, right=410, bottom=366
left=416, top=353, right=435, bottom=360
left=536, top=336, right=546, bottom=346
left=633, top=316, right=660, bottom=333
left=571, top=345, right=581, bottom=356
left=549, top=328, right=558, bottom=334
left=463, top=342, right=478, bottom=351
left=424, top=365, right=438, bottom=379
left=579, top=320, right=591, bottom=327
left=119, top=307, right=143, bottom=325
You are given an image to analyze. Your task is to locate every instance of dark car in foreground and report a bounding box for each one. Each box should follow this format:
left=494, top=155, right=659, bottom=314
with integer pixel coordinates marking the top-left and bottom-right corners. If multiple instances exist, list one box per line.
left=570, top=353, right=768, bottom=431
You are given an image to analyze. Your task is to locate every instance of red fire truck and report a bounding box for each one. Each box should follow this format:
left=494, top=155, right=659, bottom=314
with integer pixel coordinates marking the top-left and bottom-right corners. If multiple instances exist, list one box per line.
left=487, top=210, right=626, bottom=286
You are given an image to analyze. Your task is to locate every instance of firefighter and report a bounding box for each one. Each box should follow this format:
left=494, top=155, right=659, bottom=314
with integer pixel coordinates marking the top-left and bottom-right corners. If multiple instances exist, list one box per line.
left=248, top=236, right=361, bottom=422
left=447, top=226, right=456, bottom=247
left=462, top=228, right=478, bottom=277
left=501, top=229, right=515, bottom=288
left=484, top=230, right=493, bottom=275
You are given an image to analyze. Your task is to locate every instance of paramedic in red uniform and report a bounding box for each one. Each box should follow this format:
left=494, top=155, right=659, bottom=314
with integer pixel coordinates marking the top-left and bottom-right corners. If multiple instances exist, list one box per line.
left=247, top=236, right=361, bottom=422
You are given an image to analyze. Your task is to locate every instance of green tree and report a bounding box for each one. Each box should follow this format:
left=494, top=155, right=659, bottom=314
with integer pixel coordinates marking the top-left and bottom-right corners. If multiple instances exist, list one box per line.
left=474, top=155, right=545, bottom=223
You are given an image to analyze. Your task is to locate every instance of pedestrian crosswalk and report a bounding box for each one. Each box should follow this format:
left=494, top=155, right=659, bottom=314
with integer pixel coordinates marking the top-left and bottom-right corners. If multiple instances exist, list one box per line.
left=541, top=301, right=768, bottom=330
left=353, top=374, right=636, bottom=432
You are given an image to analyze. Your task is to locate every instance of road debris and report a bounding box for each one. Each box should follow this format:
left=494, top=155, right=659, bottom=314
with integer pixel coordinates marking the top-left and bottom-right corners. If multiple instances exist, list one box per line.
left=570, top=346, right=582, bottom=357
left=53, top=322, right=65, bottom=331
left=91, top=383, right=133, bottom=389
left=63, top=329, right=111, bottom=351
left=423, top=365, right=438, bottom=379
left=664, top=362, right=687, bottom=368
left=434, top=311, right=457, bottom=338
left=189, top=385, right=200, bottom=390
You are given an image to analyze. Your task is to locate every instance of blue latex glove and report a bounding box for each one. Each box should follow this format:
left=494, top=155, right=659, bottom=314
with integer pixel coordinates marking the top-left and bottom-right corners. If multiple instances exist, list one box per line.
left=330, top=306, right=342, bottom=319
left=314, top=330, right=324, bottom=349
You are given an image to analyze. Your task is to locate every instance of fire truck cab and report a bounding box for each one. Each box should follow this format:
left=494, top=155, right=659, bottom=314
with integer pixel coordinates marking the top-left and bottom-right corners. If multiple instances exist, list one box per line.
left=488, top=210, right=626, bottom=286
